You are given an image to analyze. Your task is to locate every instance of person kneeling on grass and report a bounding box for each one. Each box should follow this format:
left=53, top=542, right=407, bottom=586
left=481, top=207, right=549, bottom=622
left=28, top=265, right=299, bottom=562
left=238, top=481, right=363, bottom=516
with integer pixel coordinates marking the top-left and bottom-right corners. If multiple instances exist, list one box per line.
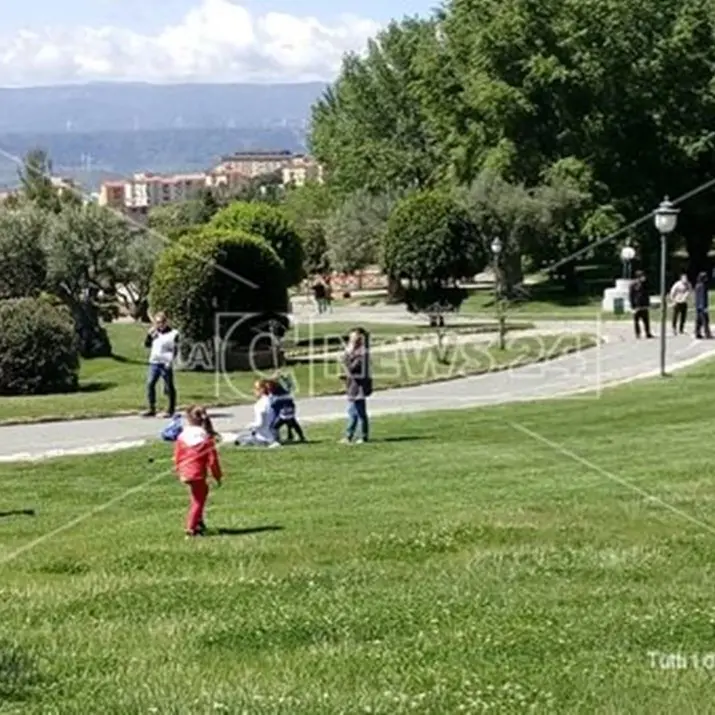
left=234, top=380, right=281, bottom=448
left=174, top=405, right=222, bottom=537
left=269, top=373, right=306, bottom=443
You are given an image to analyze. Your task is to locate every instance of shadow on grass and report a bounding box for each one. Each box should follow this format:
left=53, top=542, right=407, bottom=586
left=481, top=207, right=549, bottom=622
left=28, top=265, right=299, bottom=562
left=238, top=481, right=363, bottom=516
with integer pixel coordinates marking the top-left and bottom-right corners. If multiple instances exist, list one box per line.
left=109, top=354, right=146, bottom=366
left=78, top=382, right=117, bottom=394
left=212, top=525, right=284, bottom=537
left=0, top=509, right=35, bottom=519
left=371, top=435, right=433, bottom=443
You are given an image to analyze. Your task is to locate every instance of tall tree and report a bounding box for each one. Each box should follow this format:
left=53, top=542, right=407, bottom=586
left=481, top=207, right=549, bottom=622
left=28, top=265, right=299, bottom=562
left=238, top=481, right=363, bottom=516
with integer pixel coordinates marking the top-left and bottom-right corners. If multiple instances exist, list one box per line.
left=18, top=149, right=61, bottom=213
left=43, top=204, right=134, bottom=357
left=439, top=0, right=715, bottom=273
left=310, top=17, right=444, bottom=194
left=324, top=190, right=395, bottom=276
left=0, top=206, right=48, bottom=299
left=282, top=183, right=336, bottom=277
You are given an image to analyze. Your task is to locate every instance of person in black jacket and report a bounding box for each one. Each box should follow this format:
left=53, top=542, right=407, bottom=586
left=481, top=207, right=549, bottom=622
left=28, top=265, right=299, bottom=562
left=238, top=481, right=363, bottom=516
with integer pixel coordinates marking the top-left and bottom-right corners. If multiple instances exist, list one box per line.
left=629, top=271, right=654, bottom=339
left=694, top=271, right=712, bottom=339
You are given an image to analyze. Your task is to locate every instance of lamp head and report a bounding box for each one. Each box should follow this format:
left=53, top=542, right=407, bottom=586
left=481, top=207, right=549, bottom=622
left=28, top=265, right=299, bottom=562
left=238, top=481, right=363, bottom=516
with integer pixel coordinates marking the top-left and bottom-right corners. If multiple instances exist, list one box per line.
left=620, top=246, right=636, bottom=262
left=490, top=237, right=502, bottom=255
left=654, top=196, right=679, bottom=235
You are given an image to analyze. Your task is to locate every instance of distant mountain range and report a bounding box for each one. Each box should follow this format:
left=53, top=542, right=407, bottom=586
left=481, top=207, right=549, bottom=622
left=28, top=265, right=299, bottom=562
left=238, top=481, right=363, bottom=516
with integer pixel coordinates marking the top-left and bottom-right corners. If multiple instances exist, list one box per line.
left=0, top=82, right=328, bottom=190
left=0, top=82, right=327, bottom=133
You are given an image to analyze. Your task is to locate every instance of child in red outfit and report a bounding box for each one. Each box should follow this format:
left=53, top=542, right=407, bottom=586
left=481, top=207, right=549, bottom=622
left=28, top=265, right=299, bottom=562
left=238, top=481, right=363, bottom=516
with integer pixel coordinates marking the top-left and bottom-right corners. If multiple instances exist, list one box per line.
left=173, top=405, right=222, bottom=537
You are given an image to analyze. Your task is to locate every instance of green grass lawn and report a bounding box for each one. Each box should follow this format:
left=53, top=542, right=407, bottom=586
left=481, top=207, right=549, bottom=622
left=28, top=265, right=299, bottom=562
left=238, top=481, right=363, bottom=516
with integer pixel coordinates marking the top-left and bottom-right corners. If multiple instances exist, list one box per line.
left=2, top=361, right=715, bottom=712
left=0, top=323, right=590, bottom=424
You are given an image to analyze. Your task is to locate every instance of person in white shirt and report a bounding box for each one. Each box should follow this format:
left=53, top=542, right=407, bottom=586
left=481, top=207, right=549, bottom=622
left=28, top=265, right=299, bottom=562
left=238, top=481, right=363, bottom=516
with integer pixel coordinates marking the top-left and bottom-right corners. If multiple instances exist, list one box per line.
left=669, top=273, right=691, bottom=335
left=234, top=380, right=281, bottom=448
left=142, top=311, right=180, bottom=417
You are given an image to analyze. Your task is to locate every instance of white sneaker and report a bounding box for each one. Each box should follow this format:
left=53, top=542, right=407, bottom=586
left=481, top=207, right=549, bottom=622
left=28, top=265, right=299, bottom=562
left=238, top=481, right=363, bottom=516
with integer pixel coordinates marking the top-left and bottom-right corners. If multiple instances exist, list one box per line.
left=268, top=442, right=281, bottom=449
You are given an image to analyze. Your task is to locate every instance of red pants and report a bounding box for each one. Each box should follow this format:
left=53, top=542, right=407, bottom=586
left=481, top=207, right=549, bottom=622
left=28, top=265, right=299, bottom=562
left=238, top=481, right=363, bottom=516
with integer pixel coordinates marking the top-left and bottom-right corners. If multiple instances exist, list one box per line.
left=186, top=479, right=209, bottom=532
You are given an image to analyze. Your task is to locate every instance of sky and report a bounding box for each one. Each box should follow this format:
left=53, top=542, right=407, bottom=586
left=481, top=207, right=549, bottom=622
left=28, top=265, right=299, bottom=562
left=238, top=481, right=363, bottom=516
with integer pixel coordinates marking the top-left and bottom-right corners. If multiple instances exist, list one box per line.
left=0, top=0, right=438, bottom=87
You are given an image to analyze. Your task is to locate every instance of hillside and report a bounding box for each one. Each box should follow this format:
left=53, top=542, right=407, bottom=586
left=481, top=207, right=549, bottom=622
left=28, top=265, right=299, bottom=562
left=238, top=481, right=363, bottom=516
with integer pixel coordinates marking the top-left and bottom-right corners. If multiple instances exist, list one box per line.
left=0, top=82, right=326, bottom=133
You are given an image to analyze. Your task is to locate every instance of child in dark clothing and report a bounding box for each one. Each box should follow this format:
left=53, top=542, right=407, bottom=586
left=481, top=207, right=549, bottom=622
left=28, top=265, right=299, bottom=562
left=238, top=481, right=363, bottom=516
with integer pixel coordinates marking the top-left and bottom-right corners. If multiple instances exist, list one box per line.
left=269, top=374, right=306, bottom=443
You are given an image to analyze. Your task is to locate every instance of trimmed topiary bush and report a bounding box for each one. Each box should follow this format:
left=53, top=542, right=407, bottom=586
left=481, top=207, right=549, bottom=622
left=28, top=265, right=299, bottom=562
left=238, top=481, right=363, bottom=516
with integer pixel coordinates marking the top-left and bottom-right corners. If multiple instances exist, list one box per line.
left=210, top=202, right=305, bottom=286
left=149, top=227, right=290, bottom=349
left=0, top=297, right=80, bottom=395
left=384, top=190, right=484, bottom=286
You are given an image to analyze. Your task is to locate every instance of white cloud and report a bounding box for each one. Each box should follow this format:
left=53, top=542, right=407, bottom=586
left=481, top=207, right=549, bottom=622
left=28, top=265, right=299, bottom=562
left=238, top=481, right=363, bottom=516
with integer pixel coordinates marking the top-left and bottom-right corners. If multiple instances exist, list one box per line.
left=0, top=0, right=381, bottom=86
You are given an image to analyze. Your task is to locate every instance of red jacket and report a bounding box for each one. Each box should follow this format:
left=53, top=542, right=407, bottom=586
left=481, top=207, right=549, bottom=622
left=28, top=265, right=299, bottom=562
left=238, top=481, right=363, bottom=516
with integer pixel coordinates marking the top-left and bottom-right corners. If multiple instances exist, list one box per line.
left=174, top=426, right=222, bottom=483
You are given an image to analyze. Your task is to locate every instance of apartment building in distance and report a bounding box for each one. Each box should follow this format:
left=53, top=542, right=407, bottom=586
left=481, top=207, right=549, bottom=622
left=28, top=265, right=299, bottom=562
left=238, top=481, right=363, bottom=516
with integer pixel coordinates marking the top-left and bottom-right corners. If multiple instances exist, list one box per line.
left=282, top=154, right=324, bottom=186
left=98, top=150, right=323, bottom=217
left=214, top=149, right=295, bottom=178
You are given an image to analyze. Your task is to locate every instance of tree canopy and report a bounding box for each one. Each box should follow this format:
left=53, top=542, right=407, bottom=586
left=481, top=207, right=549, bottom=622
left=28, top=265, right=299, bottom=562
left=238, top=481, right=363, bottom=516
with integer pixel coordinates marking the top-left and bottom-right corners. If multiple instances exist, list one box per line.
left=310, top=0, right=715, bottom=277
left=210, top=202, right=305, bottom=286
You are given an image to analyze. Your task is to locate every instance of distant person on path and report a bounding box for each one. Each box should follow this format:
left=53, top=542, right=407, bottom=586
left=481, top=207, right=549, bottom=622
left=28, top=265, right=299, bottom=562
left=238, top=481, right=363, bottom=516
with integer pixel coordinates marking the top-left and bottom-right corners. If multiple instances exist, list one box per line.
left=629, top=271, right=654, bottom=339
left=269, top=374, right=306, bottom=443
left=143, top=311, right=179, bottom=417
left=173, top=405, right=222, bottom=538
left=695, top=271, right=712, bottom=339
left=669, top=273, right=691, bottom=335
left=234, top=380, right=281, bottom=448
left=340, top=328, right=372, bottom=444
left=324, top=276, right=333, bottom=313
left=312, top=279, right=327, bottom=313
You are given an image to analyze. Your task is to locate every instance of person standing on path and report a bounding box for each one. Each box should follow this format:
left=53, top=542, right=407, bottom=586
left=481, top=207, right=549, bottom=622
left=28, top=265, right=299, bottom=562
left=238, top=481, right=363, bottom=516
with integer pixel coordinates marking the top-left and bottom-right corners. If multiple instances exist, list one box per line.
left=312, top=279, right=326, bottom=314
left=695, top=272, right=712, bottom=339
left=669, top=273, right=691, bottom=335
left=629, top=271, right=654, bottom=339
left=142, top=311, right=179, bottom=417
left=340, top=328, right=372, bottom=444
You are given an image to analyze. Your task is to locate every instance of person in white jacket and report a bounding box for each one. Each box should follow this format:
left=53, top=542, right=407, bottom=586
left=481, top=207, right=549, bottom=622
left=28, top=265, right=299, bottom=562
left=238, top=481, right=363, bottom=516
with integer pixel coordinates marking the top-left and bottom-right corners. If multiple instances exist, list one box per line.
left=669, top=273, right=691, bottom=335
left=234, top=380, right=281, bottom=448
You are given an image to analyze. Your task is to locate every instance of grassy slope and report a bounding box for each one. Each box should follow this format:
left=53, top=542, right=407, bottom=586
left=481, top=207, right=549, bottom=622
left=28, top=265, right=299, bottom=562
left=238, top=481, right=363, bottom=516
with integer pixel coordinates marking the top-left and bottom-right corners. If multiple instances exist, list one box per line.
left=1, top=361, right=715, bottom=712
left=0, top=323, right=589, bottom=424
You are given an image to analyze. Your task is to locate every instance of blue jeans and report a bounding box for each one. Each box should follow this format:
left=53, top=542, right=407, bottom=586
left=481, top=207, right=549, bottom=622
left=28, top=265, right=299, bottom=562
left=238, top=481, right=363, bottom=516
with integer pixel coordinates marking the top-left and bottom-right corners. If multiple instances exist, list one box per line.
left=346, top=399, right=369, bottom=442
left=147, top=363, right=176, bottom=414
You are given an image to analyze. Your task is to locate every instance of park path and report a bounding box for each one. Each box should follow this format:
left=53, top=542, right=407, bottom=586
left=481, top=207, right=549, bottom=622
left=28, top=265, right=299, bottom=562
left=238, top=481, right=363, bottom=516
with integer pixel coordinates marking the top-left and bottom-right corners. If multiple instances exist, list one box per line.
left=1, top=306, right=714, bottom=462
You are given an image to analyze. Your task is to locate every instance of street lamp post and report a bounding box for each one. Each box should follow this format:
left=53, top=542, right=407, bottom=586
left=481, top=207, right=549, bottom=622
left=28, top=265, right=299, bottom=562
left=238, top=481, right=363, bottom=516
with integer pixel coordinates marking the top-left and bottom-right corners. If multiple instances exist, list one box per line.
left=491, top=237, right=506, bottom=350
left=621, top=245, right=636, bottom=280
left=654, top=196, right=680, bottom=376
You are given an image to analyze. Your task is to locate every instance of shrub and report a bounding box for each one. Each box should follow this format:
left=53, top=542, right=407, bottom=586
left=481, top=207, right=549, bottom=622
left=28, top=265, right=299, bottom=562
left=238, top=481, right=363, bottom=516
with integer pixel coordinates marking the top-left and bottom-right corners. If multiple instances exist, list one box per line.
left=384, top=190, right=484, bottom=286
left=0, top=297, right=80, bottom=395
left=149, top=227, right=290, bottom=347
left=210, top=202, right=305, bottom=286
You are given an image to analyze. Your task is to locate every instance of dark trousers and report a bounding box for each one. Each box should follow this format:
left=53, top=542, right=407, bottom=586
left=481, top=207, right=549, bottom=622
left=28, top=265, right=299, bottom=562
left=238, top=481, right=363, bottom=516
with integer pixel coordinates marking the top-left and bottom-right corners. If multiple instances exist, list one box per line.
left=696, top=309, right=712, bottom=338
left=274, top=417, right=305, bottom=442
left=346, top=399, right=369, bottom=442
left=633, top=308, right=652, bottom=338
left=672, top=303, right=687, bottom=333
left=147, top=363, right=176, bottom=414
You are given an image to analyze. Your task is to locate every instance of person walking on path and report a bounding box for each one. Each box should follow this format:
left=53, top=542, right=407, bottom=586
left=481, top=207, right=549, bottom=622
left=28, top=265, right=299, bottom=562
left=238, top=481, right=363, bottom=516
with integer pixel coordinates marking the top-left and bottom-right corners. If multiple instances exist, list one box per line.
left=629, top=271, right=654, bottom=339
left=669, top=273, right=691, bottom=335
left=695, top=272, right=712, bottom=339
left=142, top=311, right=179, bottom=417
left=340, top=328, right=372, bottom=444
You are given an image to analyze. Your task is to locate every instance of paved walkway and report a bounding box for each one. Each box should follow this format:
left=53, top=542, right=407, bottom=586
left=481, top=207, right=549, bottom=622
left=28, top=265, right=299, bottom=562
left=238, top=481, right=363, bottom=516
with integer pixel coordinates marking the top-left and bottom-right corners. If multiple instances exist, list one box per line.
left=1, top=307, right=714, bottom=462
